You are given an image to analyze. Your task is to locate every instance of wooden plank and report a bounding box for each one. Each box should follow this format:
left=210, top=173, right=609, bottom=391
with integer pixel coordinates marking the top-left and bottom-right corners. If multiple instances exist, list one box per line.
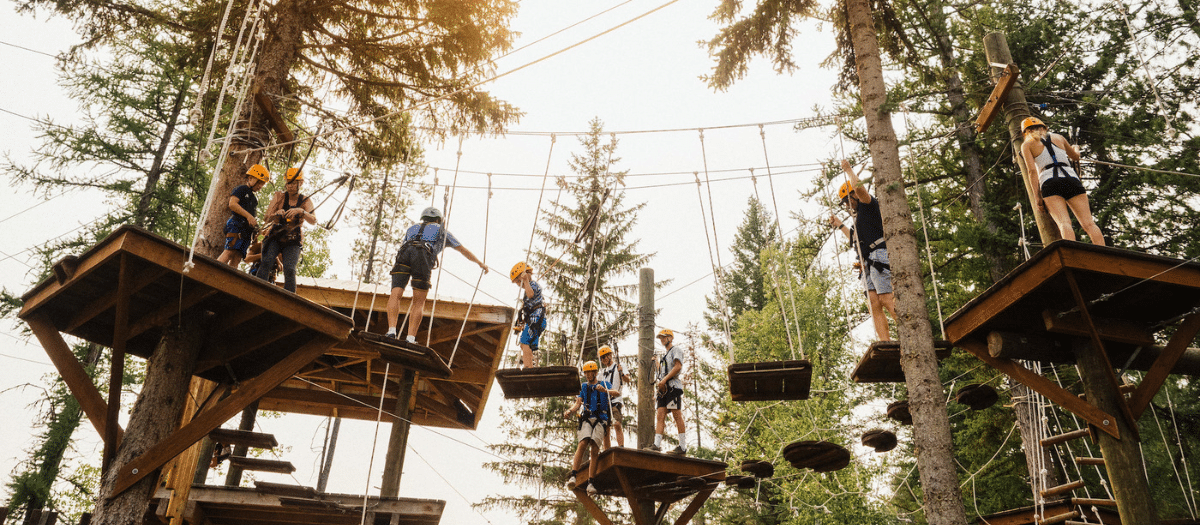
left=125, top=287, right=218, bottom=340
left=194, top=321, right=302, bottom=374
left=673, top=485, right=716, bottom=525
left=208, top=428, right=278, bottom=449
left=26, top=315, right=119, bottom=443
left=945, top=251, right=1064, bottom=343
left=253, top=91, right=295, bottom=144
left=64, top=266, right=169, bottom=332
left=227, top=457, right=295, bottom=474
left=1043, top=310, right=1155, bottom=347
left=1128, top=312, right=1200, bottom=419
left=109, top=337, right=336, bottom=497
left=976, top=63, right=1020, bottom=133
left=19, top=230, right=131, bottom=316
left=958, top=339, right=1120, bottom=439
left=1057, top=245, right=1200, bottom=290
left=253, top=481, right=317, bottom=499
left=103, top=254, right=132, bottom=473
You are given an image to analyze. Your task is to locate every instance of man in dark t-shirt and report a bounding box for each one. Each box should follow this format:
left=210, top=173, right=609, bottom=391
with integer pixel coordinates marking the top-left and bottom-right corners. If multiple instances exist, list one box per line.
left=829, top=159, right=896, bottom=341
left=217, top=164, right=269, bottom=267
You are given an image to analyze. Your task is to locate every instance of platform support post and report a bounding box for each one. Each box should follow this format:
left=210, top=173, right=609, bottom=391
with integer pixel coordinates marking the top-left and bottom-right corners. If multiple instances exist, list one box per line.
left=224, top=401, right=259, bottom=487
left=380, top=369, right=417, bottom=498
left=636, top=267, right=656, bottom=521
left=1074, top=339, right=1157, bottom=523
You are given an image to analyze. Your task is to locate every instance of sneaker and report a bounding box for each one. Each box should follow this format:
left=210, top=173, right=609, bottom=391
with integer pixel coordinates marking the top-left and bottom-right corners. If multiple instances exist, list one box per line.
left=384, top=330, right=397, bottom=339
left=586, top=482, right=597, bottom=495
left=565, top=474, right=577, bottom=490
left=405, top=335, right=417, bottom=344
left=669, top=446, right=686, bottom=455
left=644, top=444, right=661, bottom=452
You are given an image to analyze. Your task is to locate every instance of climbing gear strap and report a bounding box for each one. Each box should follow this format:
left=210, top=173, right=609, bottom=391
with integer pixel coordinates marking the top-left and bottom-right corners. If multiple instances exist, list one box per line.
left=1040, top=137, right=1072, bottom=179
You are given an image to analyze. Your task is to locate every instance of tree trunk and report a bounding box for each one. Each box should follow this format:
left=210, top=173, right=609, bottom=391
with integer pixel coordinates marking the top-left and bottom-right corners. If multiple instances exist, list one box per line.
left=198, top=0, right=304, bottom=255
left=92, top=314, right=210, bottom=525
left=135, top=80, right=189, bottom=229
left=843, top=0, right=968, bottom=523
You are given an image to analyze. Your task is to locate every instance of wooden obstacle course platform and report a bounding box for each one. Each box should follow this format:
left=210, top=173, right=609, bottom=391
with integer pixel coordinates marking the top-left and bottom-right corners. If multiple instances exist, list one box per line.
left=944, top=241, right=1200, bottom=438
left=739, top=459, right=774, bottom=478
left=352, top=331, right=452, bottom=378
left=955, top=383, right=999, bottom=410
left=727, top=360, right=812, bottom=401
left=494, top=366, right=580, bottom=399
left=152, top=485, right=444, bottom=525
left=571, top=448, right=726, bottom=525
left=861, top=429, right=898, bottom=452
left=783, top=440, right=851, bottom=472
left=851, top=340, right=953, bottom=383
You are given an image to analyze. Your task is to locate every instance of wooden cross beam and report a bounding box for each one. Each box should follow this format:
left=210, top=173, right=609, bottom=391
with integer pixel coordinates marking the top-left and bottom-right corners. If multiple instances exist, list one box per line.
left=976, top=63, right=1020, bottom=133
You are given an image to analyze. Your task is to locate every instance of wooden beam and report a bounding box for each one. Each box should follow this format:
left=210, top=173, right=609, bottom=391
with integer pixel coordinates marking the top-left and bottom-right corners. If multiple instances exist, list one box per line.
left=945, top=253, right=1064, bottom=343
left=103, top=254, right=133, bottom=473
left=571, top=487, right=615, bottom=525
left=989, top=330, right=1200, bottom=375
left=195, top=321, right=302, bottom=374
left=975, top=63, right=1020, bottom=133
left=1064, top=270, right=1138, bottom=436
left=616, top=467, right=653, bottom=525
left=126, top=287, right=218, bottom=340
left=958, top=339, right=1120, bottom=438
left=27, top=315, right=120, bottom=442
left=1043, top=310, right=1155, bottom=347
left=1128, top=312, right=1200, bottom=419
left=673, top=486, right=716, bottom=525
left=253, top=91, right=294, bottom=144
left=64, top=267, right=168, bottom=332
left=109, top=337, right=335, bottom=497
left=19, top=231, right=130, bottom=315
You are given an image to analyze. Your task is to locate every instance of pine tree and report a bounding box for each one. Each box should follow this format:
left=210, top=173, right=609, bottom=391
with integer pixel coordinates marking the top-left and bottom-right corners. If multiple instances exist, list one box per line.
left=477, top=118, right=656, bottom=523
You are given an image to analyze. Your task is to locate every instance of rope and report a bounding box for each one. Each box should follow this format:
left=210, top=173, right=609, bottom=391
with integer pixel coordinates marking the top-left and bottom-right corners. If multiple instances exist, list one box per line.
left=697, top=129, right=735, bottom=360
left=200, top=0, right=263, bottom=159
left=425, top=136, right=466, bottom=347
left=1115, top=0, right=1176, bottom=135
left=448, top=172, right=491, bottom=368
left=759, top=125, right=806, bottom=359
left=1083, top=158, right=1200, bottom=178
left=900, top=108, right=946, bottom=338
left=186, top=0, right=239, bottom=127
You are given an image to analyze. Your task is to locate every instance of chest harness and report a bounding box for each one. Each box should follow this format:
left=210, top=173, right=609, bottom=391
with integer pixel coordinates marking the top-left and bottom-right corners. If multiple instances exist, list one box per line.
left=402, top=222, right=444, bottom=268
left=1040, top=137, right=1074, bottom=180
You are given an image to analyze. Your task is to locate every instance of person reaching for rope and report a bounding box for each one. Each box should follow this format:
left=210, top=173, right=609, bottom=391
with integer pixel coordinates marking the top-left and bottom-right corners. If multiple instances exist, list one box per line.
left=386, top=207, right=487, bottom=343
left=646, top=329, right=688, bottom=455
left=256, top=168, right=315, bottom=292
left=562, top=360, right=618, bottom=496
left=510, top=262, right=546, bottom=369
left=217, top=164, right=269, bottom=267
left=830, top=159, right=897, bottom=342
left=599, top=345, right=630, bottom=449
left=1019, top=117, right=1105, bottom=246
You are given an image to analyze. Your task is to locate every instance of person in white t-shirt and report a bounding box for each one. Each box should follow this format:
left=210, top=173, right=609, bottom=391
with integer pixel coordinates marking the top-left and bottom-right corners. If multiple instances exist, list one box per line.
left=598, top=346, right=630, bottom=449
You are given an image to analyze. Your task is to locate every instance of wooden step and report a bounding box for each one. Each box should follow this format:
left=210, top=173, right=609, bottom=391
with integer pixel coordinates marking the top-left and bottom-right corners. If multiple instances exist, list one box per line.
left=254, top=481, right=317, bottom=498
left=278, top=497, right=357, bottom=512
left=227, top=456, right=295, bottom=474
left=1041, top=428, right=1091, bottom=448
left=1036, top=511, right=1079, bottom=525
left=209, top=428, right=278, bottom=450
left=1040, top=479, right=1085, bottom=499
left=1071, top=496, right=1116, bottom=507
left=1074, top=457, right=1106, bottom=466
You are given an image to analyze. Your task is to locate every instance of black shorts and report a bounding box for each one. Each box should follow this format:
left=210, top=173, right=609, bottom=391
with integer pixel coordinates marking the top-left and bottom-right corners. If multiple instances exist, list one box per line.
left=390, top=246, right=434, bottom=290
left=1041, top=177, right=1086, bottom=200
left=656, top=386, right=683, bottom=410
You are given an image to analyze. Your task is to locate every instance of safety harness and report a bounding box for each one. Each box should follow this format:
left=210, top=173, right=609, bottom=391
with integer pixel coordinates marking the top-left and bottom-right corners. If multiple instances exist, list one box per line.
left=1040, top=137, right=1074, bottom=179
left=578, top=382, right=610, bottom=426
left=401, top=221, right=444, bottom=268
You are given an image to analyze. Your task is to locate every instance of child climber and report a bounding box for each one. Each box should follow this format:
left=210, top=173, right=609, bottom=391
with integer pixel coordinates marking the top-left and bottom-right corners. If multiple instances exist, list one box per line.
left=217, top=164, right=269, bottom=267
left=510, top=262, right=545, bottom=369
left=562, top=360, right=618, bottom=496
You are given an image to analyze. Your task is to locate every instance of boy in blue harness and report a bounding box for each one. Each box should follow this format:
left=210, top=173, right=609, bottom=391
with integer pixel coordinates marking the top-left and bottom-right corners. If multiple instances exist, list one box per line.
left=510, top=262, right=545, bottom=368
left=562, top=360, right=619, bottom=496
left=386, top=207, right=488, bottom=343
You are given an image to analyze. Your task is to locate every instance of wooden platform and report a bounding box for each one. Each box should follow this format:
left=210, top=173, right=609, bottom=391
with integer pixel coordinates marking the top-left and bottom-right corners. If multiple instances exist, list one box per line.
left=944, top=241, right=1200, bottom=438
left=572, top=448, right=727, bottom=525
left=494, top=366, right=580, bottom=399
left=152, top=485, right=444, bottom=525
left=850, top=341, right=953, bottom=383
left=971, top=498, right=1119, bottom=525
left=271, top=278, right=515, bottom=430
left=727, top=360, right=812, bottom=401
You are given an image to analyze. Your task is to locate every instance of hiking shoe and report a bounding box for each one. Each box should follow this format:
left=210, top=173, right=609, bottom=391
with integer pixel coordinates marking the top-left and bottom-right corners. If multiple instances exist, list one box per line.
left=565, top=475, right=576, bottom=490
left=644, top=444, right=661, bottom=452
left=586, top=483, right=597, bottom=496
left=405, top=335, right=417, bottom=344
left=669, top=446, right=685, bottom=456
left=384, top=331, right=397, bottom=339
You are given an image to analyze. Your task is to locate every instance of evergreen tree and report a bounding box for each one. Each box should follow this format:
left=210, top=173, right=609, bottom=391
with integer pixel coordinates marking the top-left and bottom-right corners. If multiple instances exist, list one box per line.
left=717, top=197, right=776, bottom=321
left=477, top=118, right=656, bottom=523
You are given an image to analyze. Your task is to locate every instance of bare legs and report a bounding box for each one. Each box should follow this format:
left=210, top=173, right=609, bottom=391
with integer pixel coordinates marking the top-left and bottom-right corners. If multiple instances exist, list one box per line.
left=1044, top=194, right=1105, bottom=245
left=386, top=287, right=429, bottom=339
left=867, top=290, right=897, bottom=341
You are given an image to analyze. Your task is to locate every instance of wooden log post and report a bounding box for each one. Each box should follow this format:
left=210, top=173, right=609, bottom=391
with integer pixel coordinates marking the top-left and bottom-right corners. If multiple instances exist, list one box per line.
left=636, top=268, right=656, bottom=521
left=379, top=369, right=417, bottom=498
left=843, top=0, right=967, bottom=522
left=983, top=33, right=1060, bottom=245
left=224, top=401, right=260, bottom=487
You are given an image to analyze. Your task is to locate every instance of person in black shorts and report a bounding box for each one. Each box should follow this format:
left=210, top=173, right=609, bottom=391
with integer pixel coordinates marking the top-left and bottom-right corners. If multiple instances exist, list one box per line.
left=217, top=164, right=269, bottom=267
left=386, top=207, right=488, bottom=343
left=1019, top=117, right=1105, bottom=245
left=645, top=329, right=687, bottom=455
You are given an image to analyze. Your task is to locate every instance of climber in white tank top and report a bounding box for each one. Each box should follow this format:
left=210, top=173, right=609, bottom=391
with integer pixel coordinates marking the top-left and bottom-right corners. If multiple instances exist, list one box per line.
left=1019, top=117, right=1106, bottom=246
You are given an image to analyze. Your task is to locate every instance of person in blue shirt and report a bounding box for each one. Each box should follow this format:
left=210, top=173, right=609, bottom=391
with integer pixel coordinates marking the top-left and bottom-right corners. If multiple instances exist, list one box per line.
left=510, top=261, right=545, bottom=368
left=562, top=360, right=619, bottom=496
left=217, top=164, right=269, bottom=267
left=829, top=159, right=896, bottom=341
left=386, top=207, right=487, bottom=343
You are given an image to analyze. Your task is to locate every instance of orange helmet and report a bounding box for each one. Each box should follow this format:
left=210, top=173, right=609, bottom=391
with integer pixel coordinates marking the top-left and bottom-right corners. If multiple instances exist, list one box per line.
left=246, top=164, right=270, bottom=183
left=582, top=361, right=599, bottom=372
left=1021, top=117, right=1046, bottom=133
left=285, top=167, right=304, bottom=182
left=838, top=181, right=854, bottom=203
left=510, top=262, right=531, bottom=282
left=656, top=328, right=674, bottom=339
left=598, top=346, right=614, bottom=358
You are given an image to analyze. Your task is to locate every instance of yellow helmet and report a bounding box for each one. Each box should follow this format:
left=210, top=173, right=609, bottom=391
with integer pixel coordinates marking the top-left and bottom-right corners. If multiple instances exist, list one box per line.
left=598, top=346, right=613, bottom=358
left=285, top=167, right=304, bottom=182
left=510, top=261, right=530, bottom=282
left=582, top=361, right=599, bottom=372
left=656, top=328, right=673, bottom=339
left=246, top=164, right=270, bottom=183
left=838, top=181, right=854, bottom=203
left=1021, top=117, right=1046, bottom=133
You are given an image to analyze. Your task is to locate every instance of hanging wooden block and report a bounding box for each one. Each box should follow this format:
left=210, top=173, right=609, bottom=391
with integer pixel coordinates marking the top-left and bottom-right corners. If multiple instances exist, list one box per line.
left=887, top=400, right=913, bottom=425
left=494, top=366, right=579, bottom=399
left=735, top=476, right=757, bottom=489
left=727, top=360, right=813, bottom=401
left=739, top=459, right=774, bottom=479
left=724, top=474, right=751, bottom=488
left=955, top=383, right=999, bottom=410
left=861, top=429, right=898, bottom=453
left=783, top=440, right=850, bottom=472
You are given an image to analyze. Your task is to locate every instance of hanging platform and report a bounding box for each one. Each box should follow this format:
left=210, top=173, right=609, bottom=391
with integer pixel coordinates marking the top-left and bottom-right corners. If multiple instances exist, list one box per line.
left=861, top=429, right=898, bottom=452
left=570, top=447, right=726, bottom=525
left=944, top=241, right=1200, bottom=438
left=887, top=400, right=912, bottom=425
left=970, top=498, right=1121, bottom=525
left=955, top=383, right=999, bottom=410
left=850, top=340, right=953, bottom=383
left=152, top=485, right=444, bottom=525
left=739, top=459, right=774, bottom=478
left=727, top=360, right=812, bottom=401
left=782, top=440, right=851, bottom=472
left=494, top=366, right=580, bottom=399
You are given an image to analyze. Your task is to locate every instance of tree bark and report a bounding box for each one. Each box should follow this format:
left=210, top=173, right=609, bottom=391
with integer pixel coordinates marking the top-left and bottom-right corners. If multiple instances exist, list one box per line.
left=843, top=0, right=968, bottom=523
left=92, top=314, right=210, bottom=525
left=135, top=80, right=189, bottom=229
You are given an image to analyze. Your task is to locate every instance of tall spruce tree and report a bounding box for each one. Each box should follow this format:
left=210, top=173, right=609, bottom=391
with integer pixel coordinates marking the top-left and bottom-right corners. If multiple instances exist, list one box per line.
left=477, top=118, right=655, bottom=523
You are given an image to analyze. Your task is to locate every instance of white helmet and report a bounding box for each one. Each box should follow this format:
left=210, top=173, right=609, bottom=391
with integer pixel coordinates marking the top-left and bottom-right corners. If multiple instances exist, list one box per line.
left=420, top=207, right=443, bottom=222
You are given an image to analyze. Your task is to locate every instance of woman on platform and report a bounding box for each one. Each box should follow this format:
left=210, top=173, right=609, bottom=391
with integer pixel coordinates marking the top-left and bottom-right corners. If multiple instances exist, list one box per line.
left=256, top=168, right=315, bottom=292
left=1020, top=117, right=1105, bottom=245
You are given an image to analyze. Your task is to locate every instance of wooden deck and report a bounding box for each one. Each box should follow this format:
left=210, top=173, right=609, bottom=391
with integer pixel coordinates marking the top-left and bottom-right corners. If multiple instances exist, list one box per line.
left=850, top=341, right=953, bottom=383
left=572, top=448, right=726, bottom=525
left=151, top=485, right=444, bottom=525
left=727, top=360, right=812, bottom=401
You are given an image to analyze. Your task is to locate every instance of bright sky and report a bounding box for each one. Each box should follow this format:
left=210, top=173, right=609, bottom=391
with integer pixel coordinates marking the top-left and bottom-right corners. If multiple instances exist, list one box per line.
left=0, top=1, right=856, bottom=523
